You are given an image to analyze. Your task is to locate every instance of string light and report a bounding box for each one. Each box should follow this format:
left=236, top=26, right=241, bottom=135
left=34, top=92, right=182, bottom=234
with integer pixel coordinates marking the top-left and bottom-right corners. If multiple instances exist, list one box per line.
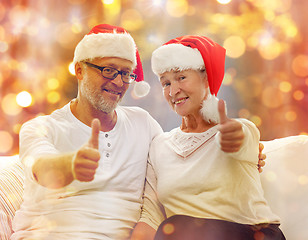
left=217, top=0, right=232, bottom=4
left=224, top=36, right=246, bottom=59
left=166, top=0, right=188, bottom=17
left=152, top=0, right=164, bottom=7
left=16, top=91, right=33, bottom=108
left=69, top=62, right=75, bottom=75
left=102, top=0, right=114, bottom=4
left=0, top=131, right=14, bottom=153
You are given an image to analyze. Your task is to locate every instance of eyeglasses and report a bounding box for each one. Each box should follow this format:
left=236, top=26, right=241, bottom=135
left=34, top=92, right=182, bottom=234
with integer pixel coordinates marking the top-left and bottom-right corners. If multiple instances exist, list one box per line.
left=84, top=62, right=137, bottom=84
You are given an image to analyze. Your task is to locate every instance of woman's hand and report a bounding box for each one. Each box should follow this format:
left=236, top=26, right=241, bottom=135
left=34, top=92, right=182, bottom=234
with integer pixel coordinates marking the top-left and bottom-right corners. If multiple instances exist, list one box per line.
left=217, top=99, right=244, bottom=153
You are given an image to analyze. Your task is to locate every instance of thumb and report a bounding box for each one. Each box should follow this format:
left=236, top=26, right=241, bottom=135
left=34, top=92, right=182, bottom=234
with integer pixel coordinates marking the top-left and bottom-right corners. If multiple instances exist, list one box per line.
left=218, top=99, right=228, bottom=124
left=88, top=118, right=100, bottom=149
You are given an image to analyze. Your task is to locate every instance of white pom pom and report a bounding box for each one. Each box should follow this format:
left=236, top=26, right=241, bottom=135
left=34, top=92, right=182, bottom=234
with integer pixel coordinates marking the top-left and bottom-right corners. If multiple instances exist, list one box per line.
left=133, top=81, right=150, bottom=98
left=200, top=93, right=223, bottom=124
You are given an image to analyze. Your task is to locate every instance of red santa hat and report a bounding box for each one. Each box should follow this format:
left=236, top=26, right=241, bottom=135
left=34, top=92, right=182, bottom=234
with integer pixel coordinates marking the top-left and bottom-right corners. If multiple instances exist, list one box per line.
left=73, top=24, right=149, bottom=97
left=151, top=35, right=226, bottom=96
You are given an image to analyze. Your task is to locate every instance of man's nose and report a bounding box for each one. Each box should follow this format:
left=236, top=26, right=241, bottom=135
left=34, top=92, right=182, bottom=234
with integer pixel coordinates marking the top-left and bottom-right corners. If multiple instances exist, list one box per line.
left=111, top=74, right=124, bottom=87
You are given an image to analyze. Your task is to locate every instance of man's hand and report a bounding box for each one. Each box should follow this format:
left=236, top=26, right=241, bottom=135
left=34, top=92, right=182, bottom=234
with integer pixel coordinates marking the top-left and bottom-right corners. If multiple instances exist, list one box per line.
left=32, top=119, right=101, bottom=189
left=72, top=118, right=101, bottom=182
left=218, top=99, right=244, bottom=153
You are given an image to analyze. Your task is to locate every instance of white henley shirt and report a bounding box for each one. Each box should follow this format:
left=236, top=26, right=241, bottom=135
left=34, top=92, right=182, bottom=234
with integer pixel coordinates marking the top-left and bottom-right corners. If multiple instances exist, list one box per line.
left=140, top=118, right=280, bottom=230
left=12, top=101, right=162, bottom=240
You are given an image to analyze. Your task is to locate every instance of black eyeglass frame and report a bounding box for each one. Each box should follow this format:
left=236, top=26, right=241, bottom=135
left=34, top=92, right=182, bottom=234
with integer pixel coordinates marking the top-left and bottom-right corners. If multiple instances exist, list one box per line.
left=84, top=62, right=137, bottom=84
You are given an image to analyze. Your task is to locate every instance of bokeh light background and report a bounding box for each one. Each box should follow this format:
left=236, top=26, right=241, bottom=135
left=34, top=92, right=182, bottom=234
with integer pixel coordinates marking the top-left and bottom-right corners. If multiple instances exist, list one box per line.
left=0, top=1, right=308, bottom=239
left=0, top=0, right=307, bottom=156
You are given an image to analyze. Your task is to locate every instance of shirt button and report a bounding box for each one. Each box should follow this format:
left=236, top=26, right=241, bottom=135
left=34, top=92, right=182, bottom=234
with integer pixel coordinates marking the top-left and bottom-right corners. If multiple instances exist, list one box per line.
left=107, top=143, right=111, bottom=147
left=105, top=134, right=108, bottom=138
left=106, top=153, right=110, bottom=157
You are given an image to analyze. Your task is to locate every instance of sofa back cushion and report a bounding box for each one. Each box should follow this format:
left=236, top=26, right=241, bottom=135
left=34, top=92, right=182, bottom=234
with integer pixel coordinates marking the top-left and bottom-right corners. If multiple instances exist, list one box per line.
left=0, top=156, right=24, bottom=240
left=261, top=135, right=308, bottom=240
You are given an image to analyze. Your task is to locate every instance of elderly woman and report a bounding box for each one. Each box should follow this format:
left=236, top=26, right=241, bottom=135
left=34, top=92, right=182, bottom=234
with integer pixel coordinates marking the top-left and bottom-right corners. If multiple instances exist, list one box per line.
left=131, top=36, right=285, bottom=240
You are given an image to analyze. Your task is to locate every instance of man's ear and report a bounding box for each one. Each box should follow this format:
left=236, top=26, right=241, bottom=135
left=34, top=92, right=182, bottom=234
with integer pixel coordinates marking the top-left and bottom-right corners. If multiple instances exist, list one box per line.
left=75, top=62, right=83, bottom=80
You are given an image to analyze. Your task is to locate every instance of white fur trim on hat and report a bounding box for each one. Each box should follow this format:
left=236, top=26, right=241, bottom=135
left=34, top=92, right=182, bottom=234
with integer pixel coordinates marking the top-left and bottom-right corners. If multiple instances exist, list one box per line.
left=73, top=32, right=137, bottom=68
left=133, top=81, right=150, bottom=98
left=151, top=43, right=204, bottom=75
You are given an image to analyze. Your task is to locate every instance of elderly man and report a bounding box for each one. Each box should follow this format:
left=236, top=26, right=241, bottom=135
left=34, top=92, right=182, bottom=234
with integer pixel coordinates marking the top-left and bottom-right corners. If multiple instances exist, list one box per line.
left=11, top=24, right=163, bottom=240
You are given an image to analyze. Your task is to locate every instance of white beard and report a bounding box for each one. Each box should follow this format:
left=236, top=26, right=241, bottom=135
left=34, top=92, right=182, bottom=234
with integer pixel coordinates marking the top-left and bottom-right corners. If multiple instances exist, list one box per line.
left=200, top=93, right=224, bottom=124
left=80, top=73, right=120, bottom=113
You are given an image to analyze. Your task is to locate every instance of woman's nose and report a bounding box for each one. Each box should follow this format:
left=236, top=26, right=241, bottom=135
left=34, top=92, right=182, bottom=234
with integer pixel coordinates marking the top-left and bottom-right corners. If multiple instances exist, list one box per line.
left=169, top=82, right=180, bottom=97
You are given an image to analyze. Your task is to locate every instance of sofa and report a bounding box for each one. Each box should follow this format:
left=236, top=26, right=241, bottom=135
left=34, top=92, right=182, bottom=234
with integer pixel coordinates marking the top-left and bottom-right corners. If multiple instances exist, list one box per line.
left=0, top=155, right=23, bottom=240
left=0, top=136, right=307, bottom=239
left=260, top=135, right=308, bottom=240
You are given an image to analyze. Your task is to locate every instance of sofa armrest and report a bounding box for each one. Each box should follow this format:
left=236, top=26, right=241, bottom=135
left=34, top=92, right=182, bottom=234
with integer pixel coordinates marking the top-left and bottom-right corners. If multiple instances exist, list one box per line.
left=261, top=135, right=308, bottom=240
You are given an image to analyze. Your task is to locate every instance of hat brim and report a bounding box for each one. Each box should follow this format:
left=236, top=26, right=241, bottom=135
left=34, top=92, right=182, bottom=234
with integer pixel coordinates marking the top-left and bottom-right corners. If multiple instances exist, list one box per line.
left=151, top=43, right=204, bottom=75
left=73, top=32, right=137, bottom=68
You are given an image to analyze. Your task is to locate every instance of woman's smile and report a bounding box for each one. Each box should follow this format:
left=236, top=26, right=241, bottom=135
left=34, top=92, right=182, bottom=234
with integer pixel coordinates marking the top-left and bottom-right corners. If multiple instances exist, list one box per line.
left=173, top=97, right=189, bottom=105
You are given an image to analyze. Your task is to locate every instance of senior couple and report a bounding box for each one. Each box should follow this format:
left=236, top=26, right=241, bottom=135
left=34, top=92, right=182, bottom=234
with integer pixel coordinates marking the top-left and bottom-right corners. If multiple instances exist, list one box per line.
left=11, top=24, right=285, bottom=240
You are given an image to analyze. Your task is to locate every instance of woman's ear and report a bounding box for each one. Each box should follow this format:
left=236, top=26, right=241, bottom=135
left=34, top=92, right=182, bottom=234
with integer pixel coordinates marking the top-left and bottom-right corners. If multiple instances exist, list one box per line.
left=202, top=71, right=209, bottom=88
left=75, top=62, right=83, bottom=80
left=204, top=78, right=209, bottom=88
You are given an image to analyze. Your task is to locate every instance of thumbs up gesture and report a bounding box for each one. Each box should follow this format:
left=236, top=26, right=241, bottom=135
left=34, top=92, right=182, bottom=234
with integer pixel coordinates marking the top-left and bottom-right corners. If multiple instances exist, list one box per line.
left=218, top=99, right=244, bottom=153
left=72, top=118, right=101, bottom=182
